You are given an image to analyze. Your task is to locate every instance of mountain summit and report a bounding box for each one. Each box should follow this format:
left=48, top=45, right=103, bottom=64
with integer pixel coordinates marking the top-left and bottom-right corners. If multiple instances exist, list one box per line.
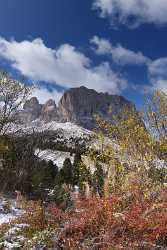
left=19, top=86, right=135, bottom=129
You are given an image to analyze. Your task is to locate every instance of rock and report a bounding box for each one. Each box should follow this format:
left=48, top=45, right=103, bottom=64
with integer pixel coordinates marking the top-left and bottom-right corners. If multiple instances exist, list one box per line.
left=18, top=97, right=42, bottom=123
left=40, top=99, right=59, bottom=122
left=17, top=86, right=136, bottom=129
left=23, top=97, right=40, bottom=111
left=58, top=86, right=135, bottom=129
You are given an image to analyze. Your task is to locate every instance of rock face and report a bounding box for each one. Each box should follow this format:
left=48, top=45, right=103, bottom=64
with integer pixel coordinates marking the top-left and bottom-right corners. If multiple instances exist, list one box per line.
left=40, top=99, right=58, bottom=122
left=18, top=86, right=135, bottom=129
left=58, top=86, right=135, bottom=129
left=18, top=97, right=42, bottom=123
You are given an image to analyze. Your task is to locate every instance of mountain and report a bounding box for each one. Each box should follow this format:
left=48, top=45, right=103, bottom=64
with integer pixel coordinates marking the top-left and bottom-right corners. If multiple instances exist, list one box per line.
left=40, top=99, right=58, bottom=122
left=10, top=86, right=157, bottom=170
left=18, top=86, right=135, bottom=129
left=18, top=97, right=42, bottom=123
left=58, top=86, right=134, bottom=129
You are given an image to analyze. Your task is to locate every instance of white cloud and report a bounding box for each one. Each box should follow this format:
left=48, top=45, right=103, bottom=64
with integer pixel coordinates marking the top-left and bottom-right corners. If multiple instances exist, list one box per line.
left=152, top=79, right=167, bottom=94
left=0, top=37, right=127, bottom=94
left=91, top=36, right=149, bottom=65
left=148, top=58, right=167, bottom=77
left=91, top=36, right=112, bottom=55
left=148, top=58, right=167, bottom=94
left=32, top=87, right=63, bottom=104
left=91, top=36, right=167, bottom=94
left=93, top=0, right=167, bottom=27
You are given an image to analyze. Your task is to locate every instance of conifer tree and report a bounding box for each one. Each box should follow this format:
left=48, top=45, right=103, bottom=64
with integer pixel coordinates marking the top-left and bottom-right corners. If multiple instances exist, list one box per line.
left=59, top=158, right=73, bottom=185
left=72, top=152, right=82, bottom=186
left=93, top=162, right=104, bottom=196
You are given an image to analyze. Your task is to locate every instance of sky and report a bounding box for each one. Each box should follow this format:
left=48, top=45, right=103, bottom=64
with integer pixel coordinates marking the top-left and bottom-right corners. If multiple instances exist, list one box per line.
left=0, top=0, right=167, bottom=108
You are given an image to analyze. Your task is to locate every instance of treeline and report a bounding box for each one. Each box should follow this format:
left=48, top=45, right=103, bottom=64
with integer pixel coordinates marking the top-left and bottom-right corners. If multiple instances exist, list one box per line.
left=0, top=134, right=105, bottom=205
left=29, top=130, right=89, bottom=155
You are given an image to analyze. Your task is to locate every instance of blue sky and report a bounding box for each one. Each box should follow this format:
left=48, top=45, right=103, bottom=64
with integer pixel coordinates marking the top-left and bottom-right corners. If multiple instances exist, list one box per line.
left=0, top=0, right=167, bottom=108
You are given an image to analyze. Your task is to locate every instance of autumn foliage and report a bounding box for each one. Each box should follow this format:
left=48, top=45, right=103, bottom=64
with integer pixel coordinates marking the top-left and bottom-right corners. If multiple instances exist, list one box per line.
left=49, top=90, right=167, bottom=249
left=49, top=186, right=167, bottom=249
left=0, top=91, right=166, bottom=249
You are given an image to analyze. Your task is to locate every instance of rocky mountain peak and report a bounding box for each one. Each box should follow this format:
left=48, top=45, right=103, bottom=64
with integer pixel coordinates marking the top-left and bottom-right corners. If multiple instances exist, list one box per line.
left=23, top=97, right=40, bottom=110
left=40, top=99, right=58, bottom=122
left=42, top=99, right=56, bottom=112
left=58, top=86, right=134, bottom=129
left=19, top=97, right=42, bottom=123
left=18, top=86, right=136, bottom=129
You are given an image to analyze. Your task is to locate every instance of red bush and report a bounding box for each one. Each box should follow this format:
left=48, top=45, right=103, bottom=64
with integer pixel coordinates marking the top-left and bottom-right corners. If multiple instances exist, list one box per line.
left=53, top=189, right=167, bottom=249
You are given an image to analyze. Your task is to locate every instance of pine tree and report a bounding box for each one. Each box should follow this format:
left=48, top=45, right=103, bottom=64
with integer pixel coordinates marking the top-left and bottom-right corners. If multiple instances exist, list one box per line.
left=72, top=152, right=82, bottom=186
left=43, top=160, right=58, bottom=187
left=59, top=158, right=73, bottom=185
left=93, top=162, right=104, bottom=197
left=47, top=160, right=58, bottom=179
left=72, top=152, right=91, bottom=190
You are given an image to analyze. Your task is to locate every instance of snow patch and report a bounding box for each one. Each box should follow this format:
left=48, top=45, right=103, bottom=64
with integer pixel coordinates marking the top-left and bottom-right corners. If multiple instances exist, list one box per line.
left=5, top=120, right=91, bottom=139
left=0, top=199, right=24, bottom=225
left=35, top=149, right=74, bottom=168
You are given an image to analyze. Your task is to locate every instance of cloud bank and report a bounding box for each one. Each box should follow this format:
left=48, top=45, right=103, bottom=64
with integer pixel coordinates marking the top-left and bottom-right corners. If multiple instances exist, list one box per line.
left=91, top=36, right=150, bottom=65
left=148, top=58, right=167, bottom=94
left=32, top=87, right=63, bottom=104
left=93, top=0, right=167, bottom=27
left=91, top=36, right=167, bottom=94
left=0, top=36, right=166, bottom=99
left=0, top=37, right=127, bottom=95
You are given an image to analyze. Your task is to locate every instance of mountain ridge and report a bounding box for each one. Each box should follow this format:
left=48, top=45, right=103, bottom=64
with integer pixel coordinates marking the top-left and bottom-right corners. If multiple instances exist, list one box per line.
left=18, top=86, right=136, bottom=129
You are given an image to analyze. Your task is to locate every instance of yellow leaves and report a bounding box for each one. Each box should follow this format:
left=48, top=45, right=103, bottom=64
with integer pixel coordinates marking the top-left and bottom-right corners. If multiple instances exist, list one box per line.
left=116, top=164, right=124, bottom=174
left=92, top=89, right=167, bottom=196
left=146, top=90, right=167, bottom=140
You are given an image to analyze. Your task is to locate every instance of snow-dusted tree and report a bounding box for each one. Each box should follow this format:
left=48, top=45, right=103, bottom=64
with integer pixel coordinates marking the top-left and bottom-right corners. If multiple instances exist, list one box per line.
left=0, top=71, right=32, bottom=134
left=145, top=90, right=167, bottom=162
left=146, top=90, right=167, bottom=140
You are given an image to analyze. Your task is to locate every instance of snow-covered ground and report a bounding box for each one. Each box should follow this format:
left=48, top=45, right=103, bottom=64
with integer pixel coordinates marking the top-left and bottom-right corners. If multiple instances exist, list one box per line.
left=0, top=213, right=18, bottom=225
left=35, top=148, right=74, bottom=168
left=6, top=120, right=91, bottom=169
left=0, top=199, right=24, bottom=225
left=4, top=120, right=166, bottom=172
left=0, top=223, right=29, bottom=249
left=5, top=120, right=91, bottom=139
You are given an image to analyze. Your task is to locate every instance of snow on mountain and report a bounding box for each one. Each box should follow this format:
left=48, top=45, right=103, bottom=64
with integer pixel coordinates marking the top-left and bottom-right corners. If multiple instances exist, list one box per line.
left=35, top=149, right=74, bottom=168
left=3, top=120, right=91, bottom=168
left=6, top=120, right=91, bottom=139
left=5, top=120, right=166, bottom=171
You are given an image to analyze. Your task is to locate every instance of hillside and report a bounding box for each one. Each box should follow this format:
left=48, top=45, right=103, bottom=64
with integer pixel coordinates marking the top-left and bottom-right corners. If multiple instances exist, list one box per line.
left=0, top=75, right=166, bottom=249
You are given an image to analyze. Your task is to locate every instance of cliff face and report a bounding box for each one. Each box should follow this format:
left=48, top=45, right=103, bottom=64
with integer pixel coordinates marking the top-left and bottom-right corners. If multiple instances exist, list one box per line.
left=18, top=97, right=42, bottom=123
left=57, top=86, right=134, bottom=129
left=19, top=86, right=135, bottom=129
left=40, top=99, right=58, bottom=122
